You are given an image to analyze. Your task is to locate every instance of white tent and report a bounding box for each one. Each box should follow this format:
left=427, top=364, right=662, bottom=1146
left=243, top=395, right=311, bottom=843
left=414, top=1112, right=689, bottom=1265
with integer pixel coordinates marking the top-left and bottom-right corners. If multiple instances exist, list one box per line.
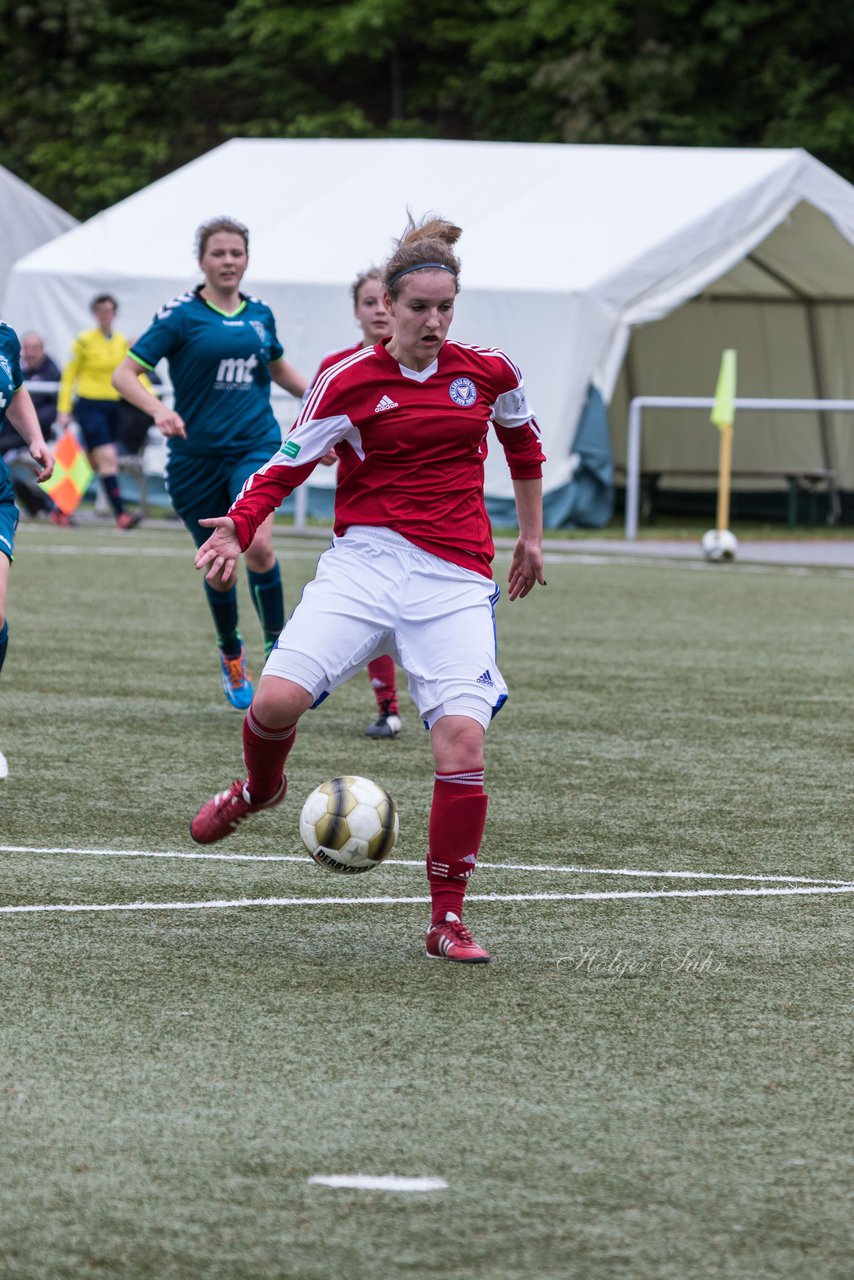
left=6, top=138, right=854, bottom=519
left=0, top=166, right=76, bottom=311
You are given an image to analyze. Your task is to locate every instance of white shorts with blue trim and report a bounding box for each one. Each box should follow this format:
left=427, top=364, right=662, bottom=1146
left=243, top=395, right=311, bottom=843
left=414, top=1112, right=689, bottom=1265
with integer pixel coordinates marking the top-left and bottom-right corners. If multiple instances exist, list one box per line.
left=263, top=525, right=508, bottom=730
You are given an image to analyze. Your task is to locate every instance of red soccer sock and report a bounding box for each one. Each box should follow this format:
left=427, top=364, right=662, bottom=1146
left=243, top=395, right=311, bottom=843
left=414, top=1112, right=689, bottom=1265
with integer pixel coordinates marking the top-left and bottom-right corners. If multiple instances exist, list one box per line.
left=367, top=655, right=398, bottom=715
left=427, top=771, right=488, bottom=926
left=242, top=707, right=297, bottom=803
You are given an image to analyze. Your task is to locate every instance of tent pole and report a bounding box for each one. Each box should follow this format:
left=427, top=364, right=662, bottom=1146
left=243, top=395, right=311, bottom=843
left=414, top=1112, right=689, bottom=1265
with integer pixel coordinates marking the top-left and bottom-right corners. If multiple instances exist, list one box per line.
left=624, top=336, right=638, bottom=405
left=625, top=398, right=642, bottom=540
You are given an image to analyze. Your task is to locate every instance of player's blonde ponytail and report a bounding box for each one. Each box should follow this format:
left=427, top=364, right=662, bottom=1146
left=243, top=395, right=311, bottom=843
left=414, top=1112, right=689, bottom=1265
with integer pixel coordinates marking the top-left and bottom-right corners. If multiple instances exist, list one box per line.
left=384, top=212, right=462, bottom=296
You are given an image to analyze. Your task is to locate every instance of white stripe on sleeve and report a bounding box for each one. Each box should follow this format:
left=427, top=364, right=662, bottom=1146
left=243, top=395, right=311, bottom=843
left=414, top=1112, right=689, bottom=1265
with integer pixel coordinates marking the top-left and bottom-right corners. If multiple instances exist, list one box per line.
left=280, top=415, right=361, bottom=467
left=492, top=382, right=536, bottom=428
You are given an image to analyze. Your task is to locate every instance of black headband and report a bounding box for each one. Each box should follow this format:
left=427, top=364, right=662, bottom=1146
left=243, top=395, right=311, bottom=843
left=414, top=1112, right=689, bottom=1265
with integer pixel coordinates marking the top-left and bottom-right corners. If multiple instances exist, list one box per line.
left=387, top=262, right=458, bottom=287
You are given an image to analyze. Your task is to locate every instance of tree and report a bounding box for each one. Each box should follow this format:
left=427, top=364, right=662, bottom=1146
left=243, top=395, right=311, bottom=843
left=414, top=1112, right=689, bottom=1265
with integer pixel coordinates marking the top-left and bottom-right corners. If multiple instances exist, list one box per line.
left=1, top=0, right=852, bottom=221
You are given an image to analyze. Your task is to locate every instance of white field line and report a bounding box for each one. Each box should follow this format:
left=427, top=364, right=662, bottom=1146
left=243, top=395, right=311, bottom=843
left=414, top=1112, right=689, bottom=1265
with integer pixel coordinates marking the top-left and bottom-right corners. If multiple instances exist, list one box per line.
left=546, top=554, right=854, bottom=580
left=16, top=543, right=323, bottom=560
left=18, top=539, right=854, bottom=577
left=0, top=844, right=851, bottom=886
left=2, top=884, right=853, bottom=915
left=308, top=1175, right=447, bottom=1192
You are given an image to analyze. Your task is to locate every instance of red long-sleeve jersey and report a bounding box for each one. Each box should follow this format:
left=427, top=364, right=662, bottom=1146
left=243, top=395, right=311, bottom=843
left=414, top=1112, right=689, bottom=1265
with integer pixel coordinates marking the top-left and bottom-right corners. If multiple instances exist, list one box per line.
left=229, top=337, right=545, bottom=578
left=313, top=341, right=361, bottom=380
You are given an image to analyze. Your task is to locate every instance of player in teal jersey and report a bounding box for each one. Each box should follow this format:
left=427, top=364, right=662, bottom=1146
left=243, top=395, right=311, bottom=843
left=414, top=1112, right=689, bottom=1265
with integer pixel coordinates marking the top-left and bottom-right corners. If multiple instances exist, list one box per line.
left=0, top=322, right=55, bottom=775
left=113, top=217, right=307, bottom=709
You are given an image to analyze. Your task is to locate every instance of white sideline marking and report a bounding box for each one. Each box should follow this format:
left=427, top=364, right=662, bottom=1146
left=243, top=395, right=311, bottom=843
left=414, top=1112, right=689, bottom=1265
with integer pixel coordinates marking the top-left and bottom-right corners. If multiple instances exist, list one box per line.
left=480, top=862, right=854, bottom=885
left=0, top=845, right=849, bottom=886
left=1, top=884, right=852, bottom=915
left=17, top=543, right=322, bottom=560
left=19, top=539, right=854, bottom=578
left=308, top=1174, right=447, bottom=1192
left=541, top=552, right=854, bottom=579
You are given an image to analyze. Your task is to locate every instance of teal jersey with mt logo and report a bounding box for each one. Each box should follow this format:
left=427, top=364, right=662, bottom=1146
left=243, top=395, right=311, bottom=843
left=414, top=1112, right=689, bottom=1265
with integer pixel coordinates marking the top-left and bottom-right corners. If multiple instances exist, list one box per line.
left=130, top=288, right=285, bottom=457
left=0, top=322, right=23, bottom=433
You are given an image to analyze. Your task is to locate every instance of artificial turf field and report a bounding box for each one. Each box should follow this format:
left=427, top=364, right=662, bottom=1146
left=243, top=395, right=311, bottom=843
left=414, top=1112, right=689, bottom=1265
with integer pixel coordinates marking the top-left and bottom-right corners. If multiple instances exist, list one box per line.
left=1, top=520, right=852, bottom=1280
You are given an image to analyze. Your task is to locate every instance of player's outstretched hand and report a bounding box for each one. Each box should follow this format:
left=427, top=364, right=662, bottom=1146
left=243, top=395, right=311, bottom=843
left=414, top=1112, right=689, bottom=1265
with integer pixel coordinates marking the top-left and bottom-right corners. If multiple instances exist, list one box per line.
left=195, top=517, right=240, bottom=584
left=507, top=536, right=546, bottom=601
left=29, top=440, right=54, bottom=483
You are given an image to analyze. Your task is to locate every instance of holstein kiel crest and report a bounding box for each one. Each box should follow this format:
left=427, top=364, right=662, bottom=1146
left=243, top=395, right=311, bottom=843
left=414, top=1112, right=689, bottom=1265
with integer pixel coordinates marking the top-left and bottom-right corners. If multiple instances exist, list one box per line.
left=449, top=377, right=478, bottom=407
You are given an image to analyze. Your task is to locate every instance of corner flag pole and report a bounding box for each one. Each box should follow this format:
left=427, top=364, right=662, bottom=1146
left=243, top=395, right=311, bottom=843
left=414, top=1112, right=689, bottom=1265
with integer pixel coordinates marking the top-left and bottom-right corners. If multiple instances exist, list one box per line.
left=711, top=350, right=737, bottom=531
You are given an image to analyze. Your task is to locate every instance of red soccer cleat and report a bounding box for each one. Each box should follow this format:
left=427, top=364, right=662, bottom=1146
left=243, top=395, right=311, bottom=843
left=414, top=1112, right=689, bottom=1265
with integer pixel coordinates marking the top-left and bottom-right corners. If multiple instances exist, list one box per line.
left=426, top=912, right=492, bottom=964
left=190, top=776, right=287, bottom=845
left=116, top=511, right=142, bottom=530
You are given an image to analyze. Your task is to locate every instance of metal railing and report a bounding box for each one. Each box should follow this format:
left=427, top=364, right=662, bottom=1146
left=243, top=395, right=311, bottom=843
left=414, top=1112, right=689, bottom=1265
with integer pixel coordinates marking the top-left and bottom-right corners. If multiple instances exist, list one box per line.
left=624, top=395, right=854, bottom=539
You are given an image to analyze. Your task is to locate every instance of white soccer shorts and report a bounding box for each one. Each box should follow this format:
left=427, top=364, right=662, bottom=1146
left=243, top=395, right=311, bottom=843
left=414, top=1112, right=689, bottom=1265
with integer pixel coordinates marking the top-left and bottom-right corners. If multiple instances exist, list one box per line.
left=263, top=525, right=508, bottom=730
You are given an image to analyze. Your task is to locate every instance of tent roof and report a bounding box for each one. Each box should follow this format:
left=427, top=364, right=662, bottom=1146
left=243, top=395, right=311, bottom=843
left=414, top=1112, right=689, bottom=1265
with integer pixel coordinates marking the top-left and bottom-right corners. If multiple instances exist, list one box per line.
left=704, top=201, right=854, bottom=299
left=13, top=138, right=854, bottom=302
left=10, top=139, right=854, bottom=502
left=0, top=165, right=77, bottom=308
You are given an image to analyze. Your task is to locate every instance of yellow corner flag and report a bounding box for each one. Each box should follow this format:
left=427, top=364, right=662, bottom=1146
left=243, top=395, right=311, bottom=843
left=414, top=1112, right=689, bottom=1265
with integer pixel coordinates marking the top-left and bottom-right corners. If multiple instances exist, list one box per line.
left=711, top=349, right=737, bottom=429
left=40, top=429, right=94, bottom=515
left=711, top=349, right=737, bottom=534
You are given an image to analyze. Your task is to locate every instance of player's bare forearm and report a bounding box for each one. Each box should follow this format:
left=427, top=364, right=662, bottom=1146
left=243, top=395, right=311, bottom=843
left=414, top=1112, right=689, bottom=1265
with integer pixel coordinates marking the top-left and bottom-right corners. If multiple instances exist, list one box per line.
left=270, top=358, right=308, bottom=399
left=112, top=357, right=158, bottom=415
left=7, top=388, right=54, bottom=481
left=508, top=477, right=546, bottom=600
left=113, top=357, right=186, bottom=439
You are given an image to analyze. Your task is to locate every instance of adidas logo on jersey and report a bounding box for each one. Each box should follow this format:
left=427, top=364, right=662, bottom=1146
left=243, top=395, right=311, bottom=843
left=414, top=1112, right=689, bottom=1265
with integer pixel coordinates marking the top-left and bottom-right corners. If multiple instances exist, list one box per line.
left=476, top=669, right=494, bottom=687
left=374, top=394, right=399, bottom=414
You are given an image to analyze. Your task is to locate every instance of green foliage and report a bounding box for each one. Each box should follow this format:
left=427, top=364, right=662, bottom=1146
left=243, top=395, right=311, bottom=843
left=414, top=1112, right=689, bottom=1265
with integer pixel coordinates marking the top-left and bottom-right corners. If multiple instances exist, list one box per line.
left=1, top=0, right=853, bottom=219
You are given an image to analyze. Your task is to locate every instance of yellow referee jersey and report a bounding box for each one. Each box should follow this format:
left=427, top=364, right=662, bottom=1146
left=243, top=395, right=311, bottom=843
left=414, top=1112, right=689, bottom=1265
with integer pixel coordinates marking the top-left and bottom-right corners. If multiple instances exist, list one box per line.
left=58, top=328, right=130, bottom=413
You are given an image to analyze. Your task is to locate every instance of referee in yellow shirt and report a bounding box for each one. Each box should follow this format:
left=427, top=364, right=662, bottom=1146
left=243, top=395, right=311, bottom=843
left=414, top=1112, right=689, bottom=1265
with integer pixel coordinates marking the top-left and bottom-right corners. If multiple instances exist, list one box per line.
left=57, top=294, right=141, bottom=529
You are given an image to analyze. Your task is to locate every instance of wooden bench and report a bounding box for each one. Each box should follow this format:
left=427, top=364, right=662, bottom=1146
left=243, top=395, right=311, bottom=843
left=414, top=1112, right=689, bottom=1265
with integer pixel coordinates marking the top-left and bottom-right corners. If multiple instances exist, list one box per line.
left=615, top=467, right=835, bottom=530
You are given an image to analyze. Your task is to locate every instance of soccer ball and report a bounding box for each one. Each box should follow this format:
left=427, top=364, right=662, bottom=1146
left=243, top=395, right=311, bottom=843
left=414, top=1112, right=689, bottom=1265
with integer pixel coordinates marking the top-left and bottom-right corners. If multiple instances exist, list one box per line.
left=299, top=776, right=399, bottom=874
left=701, top=528, right=738, bottom=563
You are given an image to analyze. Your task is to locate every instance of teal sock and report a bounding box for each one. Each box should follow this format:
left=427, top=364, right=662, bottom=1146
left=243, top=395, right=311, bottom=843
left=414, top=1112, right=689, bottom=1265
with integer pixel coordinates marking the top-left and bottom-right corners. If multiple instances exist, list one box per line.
left=247, top=562, right=284, bottom=658
left=204, top=582, right=241, bottom=657
left=0, top=620, right=7, bottom=674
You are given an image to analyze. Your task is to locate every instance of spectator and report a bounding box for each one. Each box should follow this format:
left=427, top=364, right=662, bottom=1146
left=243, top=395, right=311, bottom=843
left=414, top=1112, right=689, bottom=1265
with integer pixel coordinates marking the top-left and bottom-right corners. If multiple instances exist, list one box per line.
left=21, top=332, right=60, bottom=437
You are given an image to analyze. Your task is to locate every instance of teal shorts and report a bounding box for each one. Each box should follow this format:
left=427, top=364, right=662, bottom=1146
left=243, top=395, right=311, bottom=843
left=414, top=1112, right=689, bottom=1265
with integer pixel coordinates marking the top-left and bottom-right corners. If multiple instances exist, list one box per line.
left=0, top=467, right=18, bottom=562
left=166, top=443, right=281, bottom=549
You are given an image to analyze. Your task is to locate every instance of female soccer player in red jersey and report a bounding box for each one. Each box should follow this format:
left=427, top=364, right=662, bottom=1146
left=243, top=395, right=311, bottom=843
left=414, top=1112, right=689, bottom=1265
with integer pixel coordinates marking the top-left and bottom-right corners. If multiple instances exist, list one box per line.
left=190, top=214, right=546, bottom=963
left=311, top=268, right=403, bottom=739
